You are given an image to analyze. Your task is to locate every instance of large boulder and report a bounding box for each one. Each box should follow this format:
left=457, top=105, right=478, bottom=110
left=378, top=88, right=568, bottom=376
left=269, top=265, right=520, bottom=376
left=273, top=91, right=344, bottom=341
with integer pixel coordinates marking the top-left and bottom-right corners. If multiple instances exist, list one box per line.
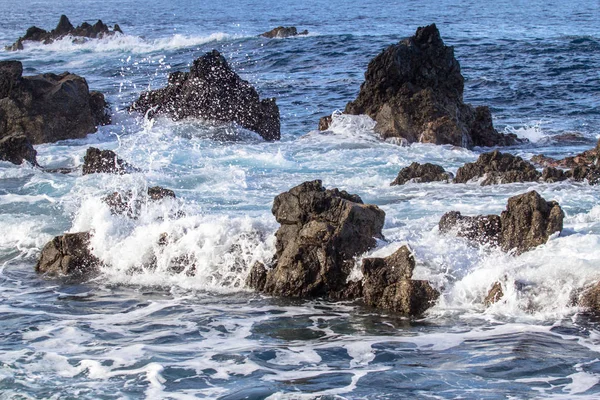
left=130, top=50, right=280, bottom=141
left=439, top=191, right=564, bottom=254
left=0, top=61, right=110, bottom=144
left=258, top=180, right=385, bottom=297
left=390, top=162, right=451, bottom=185
left=36, top=232, right=101, bottom=277
left=0, top=134, right=37, bottom=165
left=82, top=147, right=135, bottom=175
left=260, top=26, right=308, bottom=38
left=343, top=24, right=521, bottom=148
left=6, top=15, right=123, bottom=51
left=454, top=150, right=541, bottom=185
left=361, top=246, right=439, bottom=315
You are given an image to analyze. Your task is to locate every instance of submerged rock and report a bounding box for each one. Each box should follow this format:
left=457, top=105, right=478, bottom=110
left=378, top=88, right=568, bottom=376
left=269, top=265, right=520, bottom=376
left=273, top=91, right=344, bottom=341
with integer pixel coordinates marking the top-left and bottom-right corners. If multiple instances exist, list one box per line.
left=390, top=162, right=451, bottom=185
left=260, top=26, right=308, bottom=38
left=260, top=180, right=385, bottom=298
left=0, top=134, right=37, bottom=165
left=82, top=147, right=135, bottom=175
left=454, top=150, right=541, bottom=185
left=318, top=115, right=333, bottom=131
left=343, top=24, right=521, bottom=148
left=130, top=50, right=280, bottom=141
left=6, top=15, right=123, bottom=51
left=0, top=61, right=110, bottom=144
left=439, top=191, right=564, bottom=254
left=361, top=246, right=439, bottom=316
left=36, top=232, right=100, bottom=277
left=104, top=186, right=176, bottom=218
left=484, top=282, right=504, bottom=306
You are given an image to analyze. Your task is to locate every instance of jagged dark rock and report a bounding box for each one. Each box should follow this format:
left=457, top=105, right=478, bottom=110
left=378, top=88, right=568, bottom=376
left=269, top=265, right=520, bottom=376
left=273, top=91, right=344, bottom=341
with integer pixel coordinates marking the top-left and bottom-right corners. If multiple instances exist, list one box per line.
left=318, top=115, right=332, bottom=131
left=82, top=147, right=135, bottom=175
left=260, top=180, right=385, bottom=298
left=484, top=282, right=504, bottom=306
left=0, top=61, right=110, bottom=144
left=0, top=134, right=37, bottom=165
left=343, top=24, right=521, bottom=148
left=260, top=26, right=308, bottom=38
left=454, top=150, right=541, bottom=185
left=532, top=139, right=600, bottom=169
left=439, top=191, right=564, bottom=254
left=130, top=50, right=280, bottom=141
left=6, top=15, right=123, bottom=51
left=580, top=282, right=600, bottom=312
left=541, top=167, right=568, bottom=183
left=36, top=232, right=101, bottom=277
left=148, top=186, right=176, bottom=200
left=390, top=162, right=451, bottom=185
left=246, top=261, right=268, bottom=291
left=104, top=186, right=176, bottom=218
left=361, top=246, right=439, bottom=316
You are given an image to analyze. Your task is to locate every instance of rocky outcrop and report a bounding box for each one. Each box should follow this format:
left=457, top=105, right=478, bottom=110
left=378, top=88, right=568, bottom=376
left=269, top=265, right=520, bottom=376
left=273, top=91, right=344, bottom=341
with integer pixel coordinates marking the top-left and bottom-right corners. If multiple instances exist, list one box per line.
left=130, top=50, right=280, bottom=141
left=260, top=26, right=308, bottom=38
left=454, top=150, right=541, bottom=185
left=36, top=232, right=100, bottom=277
left=6, top=15, right=123, bottom=51
left=0, top=134, right=37, bottom=165
left=361, top=246, right=439, bottom=315
left=531, top=139, right=600, bottom=169
left=0, top=61, right=110, bottom=144
left=343, top=24, right=521, bottom=148
left=391, top=162, right=451, bottom=185
left=439, top=191, right=564, bottom=254
left=259, top=180, right=385, bottom=298
left=82, top=147, right=135, bottom=175
left=104, top=186, right=176, bottom=217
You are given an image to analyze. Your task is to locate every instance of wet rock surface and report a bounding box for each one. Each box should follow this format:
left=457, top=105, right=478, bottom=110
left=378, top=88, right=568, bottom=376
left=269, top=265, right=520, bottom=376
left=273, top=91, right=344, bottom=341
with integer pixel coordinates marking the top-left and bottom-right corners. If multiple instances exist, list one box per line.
left=260, top=180, right=385, bottom=298
left=361, top=246, right=440, bottom=315
left=0, top=60, right=110, bottom=144
left=130, top=50, right=280, bottom=141
left=579, top=282, right=600, bottom=312
left=6, top=15, right=123, bottom=51
left=454, top=150, right=541, bottom=185
left=260, top=26, right=308, bottom=38
left=343, top=24, right=521, bottom=148
left=484, top=282, right=504, bottom=306
left=82, top=147, right=136, bottom=175
left=36, top=232, right=101, bottom=277
left=391, top=162, right=451, bottom=185
left=0, top=134, right=37, bottom=165
left=104, top=186, right=176, bottom=218
left=440, top=191, right=564, bottom=254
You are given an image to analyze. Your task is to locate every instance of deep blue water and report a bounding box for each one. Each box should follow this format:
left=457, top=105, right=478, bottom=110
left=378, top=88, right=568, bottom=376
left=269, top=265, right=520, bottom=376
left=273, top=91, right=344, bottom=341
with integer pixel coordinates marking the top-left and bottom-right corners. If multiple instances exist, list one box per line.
left=1, top=0, right=600, bottom=398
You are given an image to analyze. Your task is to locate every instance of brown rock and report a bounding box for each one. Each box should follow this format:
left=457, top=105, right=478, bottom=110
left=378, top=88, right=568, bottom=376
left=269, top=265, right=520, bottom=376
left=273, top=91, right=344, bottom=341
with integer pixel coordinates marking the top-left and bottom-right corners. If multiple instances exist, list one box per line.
left=36, top=232, right=100, bottom=277
left=484, top=282, right=504, bottom=306
left=439, top=211, right=502, bottom=246
left=82, top=147, right=135, bottom=175
left=318, top=115, right=332, bottom=131
left=0, top=134, right=37, bottom=165
left=391, top=162, right=451, bottom=185
left=260, top=26, right=308, bottom=38
left=454, top=150, right=541, bottom=185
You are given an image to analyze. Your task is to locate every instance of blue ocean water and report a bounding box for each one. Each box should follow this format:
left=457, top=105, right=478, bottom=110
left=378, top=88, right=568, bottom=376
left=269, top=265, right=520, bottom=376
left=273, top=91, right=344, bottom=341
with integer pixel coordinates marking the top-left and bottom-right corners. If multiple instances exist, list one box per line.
left=1, top=0, right=600, bottom=398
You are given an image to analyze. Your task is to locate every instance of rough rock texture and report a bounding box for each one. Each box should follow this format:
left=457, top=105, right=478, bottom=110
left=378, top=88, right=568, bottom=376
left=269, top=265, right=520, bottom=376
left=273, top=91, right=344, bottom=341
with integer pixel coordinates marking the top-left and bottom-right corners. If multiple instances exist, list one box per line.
left=260, top=26, right=308, bottom=38
left=541, top=167, right=567, bottom=183
left=36, top=232, right=100, bottom=277
left=439, top=211, right=502, bottom=246
left=454, top=150, right=541, bottom=185
left=532, top=139, right=600, bottom=169
left=391, top=162, right=451, bottom=185
left=130, top=50, right=280, bottom=141
left=361, top=246, right=439, bottom=315
left=104, top=186, right=176, bottom=217
left=318, top=115, right=332, bottom=131
left=484, top=282, right=504, bottom=306
left=0, top=134, right=37, bottom=165
left=6, top=15, right=123, bottom=51
left=0, top=60, right=110, bottom=144
left=260, top=180, right=385, bottom=298
left=579, top=282, right=600, bottom=312
left=147, top=186, right=176, bottom=200
left=439, top=191, right=563, bottom=254
left=82, top=147, right=135, bottom=175
left=246, top=261, right=268, bottom=291
left=343, top=24, right=520, bottom=148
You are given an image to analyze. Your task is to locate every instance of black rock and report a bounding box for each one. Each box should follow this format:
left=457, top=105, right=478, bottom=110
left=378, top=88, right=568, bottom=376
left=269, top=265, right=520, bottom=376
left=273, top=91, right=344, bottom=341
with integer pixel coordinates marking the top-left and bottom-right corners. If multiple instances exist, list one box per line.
left=36, top=232, right=101, bottom=277
left=0, top=134, right=37, bottom=165
left=260, top=26, right=309, bottom=38
left=82, top=147, right=135, bottom=175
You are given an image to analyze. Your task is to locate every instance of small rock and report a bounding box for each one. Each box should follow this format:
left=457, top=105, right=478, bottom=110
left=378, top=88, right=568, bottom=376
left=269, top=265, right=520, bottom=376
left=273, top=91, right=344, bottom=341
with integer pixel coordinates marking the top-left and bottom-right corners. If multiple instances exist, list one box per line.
left=579, top=282, right=600, bottom=312
left=391, top=162, right=451, bottom=186
left=82, top=147, right=135, bottom=175
left=246, top=261, right=268, bottom=291
left=0, top=134, right=37, bottom=165
left=36, top=232, right=100, bottom=277
left=260, top=26, right=309, bottom=38
left=541, top=167, right=568, bottom=183
left=439, top=211, right=502, bottom=246
left=484, top=282, right=504, bottom=306
left=454, top=150, right=541, bottom=185
left=318, top=115, right=332, bottom=131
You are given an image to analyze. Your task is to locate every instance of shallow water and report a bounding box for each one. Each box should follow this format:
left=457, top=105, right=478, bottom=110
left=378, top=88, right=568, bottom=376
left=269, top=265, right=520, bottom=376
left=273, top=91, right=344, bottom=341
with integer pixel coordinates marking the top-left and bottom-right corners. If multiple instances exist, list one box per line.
left=1, top=0, right=600, bottom=398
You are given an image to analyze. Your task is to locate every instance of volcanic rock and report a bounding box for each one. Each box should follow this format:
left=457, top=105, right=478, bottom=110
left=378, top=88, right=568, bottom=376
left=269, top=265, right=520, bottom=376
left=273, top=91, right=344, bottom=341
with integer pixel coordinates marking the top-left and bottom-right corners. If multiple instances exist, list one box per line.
left=439, top=191, right=564, bottom=254
left=246, top=261, right=268, bottom=291
left=36, top=232, right=101, bottom=277
left=6, top=15, right=123, bottom=51
left=361, top=246, right=439, bottom=315
left=260, top=180, right=385, bottom=298
left=343, top=24, right=521, bottom=148
left=82, top=147, right=135, bottom=175
left=541, top=167, right=568, bottom=183
left=391, top=162, right=451, bottom=185
left=0, top=61, right=110, bottom=144
left=0, top=134, right=37, bottom=165
left=532, top=139, right=600, bottom=169
left=484, top=282, right=504, bottom=306
left=130, top=50, right=280, bottom=141
left=454, top=150, right=541, bottom=185
left=260, top=26, right=308, bottom=38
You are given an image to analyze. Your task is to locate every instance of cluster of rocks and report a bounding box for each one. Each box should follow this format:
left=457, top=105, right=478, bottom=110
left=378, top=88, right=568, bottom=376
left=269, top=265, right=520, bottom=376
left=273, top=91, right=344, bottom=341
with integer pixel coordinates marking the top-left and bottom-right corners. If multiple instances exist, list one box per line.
left=6, top=15, right=123, bottom=51
left=260, top=26, right=308, bottom=38
left=320, top=24, right=521, bottom=149
left=391, top=146, right=600, bottom=187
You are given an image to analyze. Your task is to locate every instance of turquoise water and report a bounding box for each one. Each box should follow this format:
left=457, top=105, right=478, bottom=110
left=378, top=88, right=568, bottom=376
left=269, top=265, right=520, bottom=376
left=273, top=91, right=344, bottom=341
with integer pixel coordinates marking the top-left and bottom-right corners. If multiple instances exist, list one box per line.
left=1, top=1, right=600, bottom=398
